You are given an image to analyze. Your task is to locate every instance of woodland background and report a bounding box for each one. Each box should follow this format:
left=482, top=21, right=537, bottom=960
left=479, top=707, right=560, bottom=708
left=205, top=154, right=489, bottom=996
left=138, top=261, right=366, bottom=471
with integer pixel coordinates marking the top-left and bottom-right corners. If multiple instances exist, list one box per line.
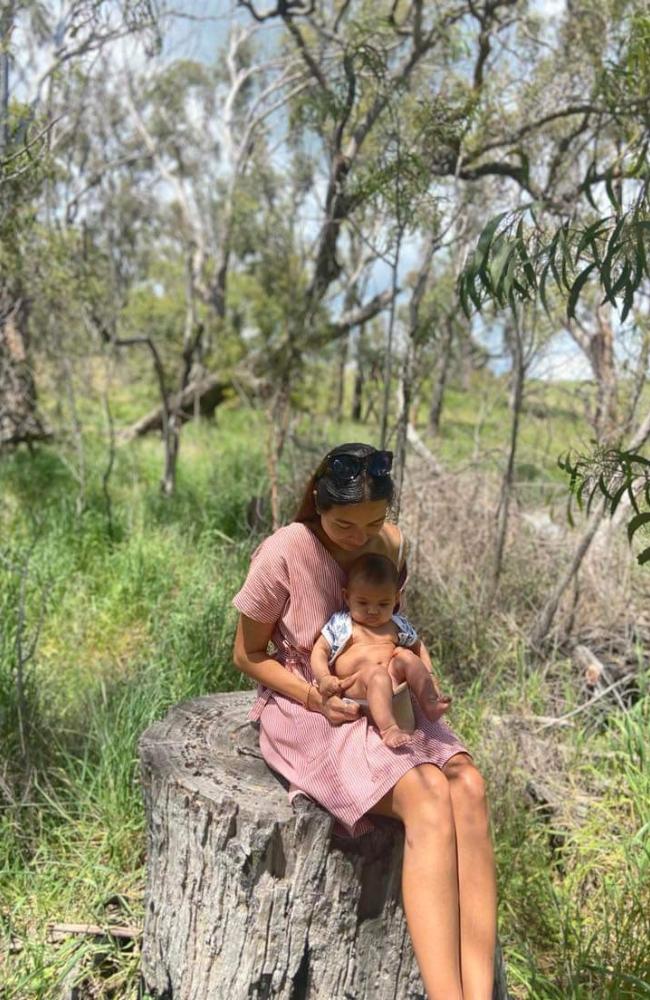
left=1, top=0, right=649, bottom=997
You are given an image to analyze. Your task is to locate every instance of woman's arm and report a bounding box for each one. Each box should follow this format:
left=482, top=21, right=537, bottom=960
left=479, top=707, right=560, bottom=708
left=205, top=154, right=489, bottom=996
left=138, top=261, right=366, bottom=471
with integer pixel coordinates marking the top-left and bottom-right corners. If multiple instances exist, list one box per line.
left=234, top=616, right=316, bottom=706
left=233, top=615, right=360, bottom=721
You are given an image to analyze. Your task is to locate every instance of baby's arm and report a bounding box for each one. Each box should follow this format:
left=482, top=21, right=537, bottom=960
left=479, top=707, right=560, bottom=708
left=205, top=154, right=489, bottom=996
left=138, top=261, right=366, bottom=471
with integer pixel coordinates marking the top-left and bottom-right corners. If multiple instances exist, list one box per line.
left=310, top=635, right=341, bottom=698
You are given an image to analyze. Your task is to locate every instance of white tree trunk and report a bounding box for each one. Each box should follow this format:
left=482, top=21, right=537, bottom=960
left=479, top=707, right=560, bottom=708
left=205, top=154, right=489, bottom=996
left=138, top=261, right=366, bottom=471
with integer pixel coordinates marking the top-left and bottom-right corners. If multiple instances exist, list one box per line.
left=139, top=692, right=510, bottom=1000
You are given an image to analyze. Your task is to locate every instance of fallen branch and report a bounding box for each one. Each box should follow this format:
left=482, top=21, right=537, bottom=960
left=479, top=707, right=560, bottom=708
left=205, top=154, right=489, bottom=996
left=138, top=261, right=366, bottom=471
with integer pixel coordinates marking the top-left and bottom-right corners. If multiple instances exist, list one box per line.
left=119, top=374, right=228, bottom=442
left=47, top=922, right=141, bottom=943
left=406, top=423, right=443, bottom=476
left=536, top=676, right=630, bottom=730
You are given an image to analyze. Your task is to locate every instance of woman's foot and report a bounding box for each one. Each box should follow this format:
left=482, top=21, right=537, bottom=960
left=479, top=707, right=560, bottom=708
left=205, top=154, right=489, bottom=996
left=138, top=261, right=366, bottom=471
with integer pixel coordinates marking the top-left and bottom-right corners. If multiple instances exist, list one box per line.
left=380, top=724, right=412, bottom=748
left=420, top=695, right=452, bottom=722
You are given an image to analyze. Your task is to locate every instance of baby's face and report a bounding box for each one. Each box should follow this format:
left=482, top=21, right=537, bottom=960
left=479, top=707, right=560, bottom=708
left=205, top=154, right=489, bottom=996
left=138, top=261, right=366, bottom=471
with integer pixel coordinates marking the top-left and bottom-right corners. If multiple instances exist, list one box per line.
left=344, top=582, right=396, bottom=627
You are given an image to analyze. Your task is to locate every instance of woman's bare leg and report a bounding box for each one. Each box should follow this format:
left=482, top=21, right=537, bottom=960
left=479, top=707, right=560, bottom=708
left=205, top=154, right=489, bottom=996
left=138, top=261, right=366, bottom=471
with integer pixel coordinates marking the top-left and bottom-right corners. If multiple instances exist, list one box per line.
left=369, top=765, right=463, bottom=1000
left=364, top=667, right=412, bottom=747
left=443, top=754, right=496, bottom=1000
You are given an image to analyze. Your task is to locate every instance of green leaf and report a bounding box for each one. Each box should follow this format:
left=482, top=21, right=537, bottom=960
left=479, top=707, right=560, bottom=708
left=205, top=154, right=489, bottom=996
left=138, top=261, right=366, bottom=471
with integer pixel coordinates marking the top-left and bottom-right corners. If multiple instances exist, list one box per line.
left=637, top=223, right=649, bottom=280
left=637, top=546, right=650, bottom=566
left=627, top=511, right=650, bottom=542
left=585, top=478, right=601, bottom=514
left=458, top=275, right=471, bottom=318
left=467, top=271, right=483, bottom=312
left=621, top=279, right=636, bottom=322
left=548, top=229, right=563, bottom=291
left=583, top=163, right=599, bottom=211
left=539, top=260, right=553, bottom=316
left=515, top=222, right=537, bottom=288
left=576, top=218, right=611, bottom=258
left=567, top=263, right=596, bottom=320
left=605, top=169, right=622, bottom=211
left=609, top=259, right=632, bottom=300
left=476, top=212, right=508, bottom=262
left=489, top=239, right=517, bottom=298
left=628, top=482, right=641, bottom=515
left=609, top=480, right=630, bottom=516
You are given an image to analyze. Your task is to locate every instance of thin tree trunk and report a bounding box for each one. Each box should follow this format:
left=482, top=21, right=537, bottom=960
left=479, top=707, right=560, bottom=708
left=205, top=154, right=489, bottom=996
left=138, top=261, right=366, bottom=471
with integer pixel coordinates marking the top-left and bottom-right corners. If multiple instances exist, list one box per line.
left=394, top=235, right=437, bottom=513
left=351, top=330, right=365, bottom=422
left=113, top=335, right=177, bottom=496
left=334, top=331, right=351, bottom=422
left=529, top=506, right=604, bottom=651
left=429, top=318, right=454, bottom=434
left=394, top=343, right=414, bottom=518
left=592, top=306, right=618, bottom=442
left=380, top=226, right=403, bottom=449
left=0, top=3, right=11, bottom=163
left=61, top=354, right=86, bottom=515
left=487, top=322, right=525, bottom=607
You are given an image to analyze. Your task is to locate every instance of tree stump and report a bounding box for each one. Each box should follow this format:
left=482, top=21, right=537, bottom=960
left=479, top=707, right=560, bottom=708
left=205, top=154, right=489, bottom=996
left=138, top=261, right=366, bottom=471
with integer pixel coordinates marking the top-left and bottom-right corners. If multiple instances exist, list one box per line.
left=139, top=692, right=510, bottom=1000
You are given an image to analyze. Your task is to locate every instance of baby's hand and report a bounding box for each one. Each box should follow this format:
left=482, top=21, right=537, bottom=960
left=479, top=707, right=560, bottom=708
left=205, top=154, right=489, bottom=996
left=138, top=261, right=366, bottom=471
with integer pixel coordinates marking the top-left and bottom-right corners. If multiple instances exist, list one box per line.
left=317, top=675, right=342, bottom=699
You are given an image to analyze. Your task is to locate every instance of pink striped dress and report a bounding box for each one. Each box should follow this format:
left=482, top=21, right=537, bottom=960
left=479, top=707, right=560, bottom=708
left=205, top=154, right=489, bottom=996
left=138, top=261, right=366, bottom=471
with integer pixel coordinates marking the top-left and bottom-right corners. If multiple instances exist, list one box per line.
left=232, top=521, right=469, bottom=837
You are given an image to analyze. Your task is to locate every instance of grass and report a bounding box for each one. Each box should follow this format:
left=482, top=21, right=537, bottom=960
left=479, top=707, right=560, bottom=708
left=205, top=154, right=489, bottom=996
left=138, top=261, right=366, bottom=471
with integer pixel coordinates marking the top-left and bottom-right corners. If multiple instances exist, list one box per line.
left=1, top=386, right=649, bottom=998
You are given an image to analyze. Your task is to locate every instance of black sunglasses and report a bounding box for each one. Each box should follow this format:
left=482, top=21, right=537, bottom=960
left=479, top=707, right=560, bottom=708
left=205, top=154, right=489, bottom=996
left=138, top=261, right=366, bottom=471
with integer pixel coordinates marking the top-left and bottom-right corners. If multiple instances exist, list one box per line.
left=317, top=450, right=393, bottom=482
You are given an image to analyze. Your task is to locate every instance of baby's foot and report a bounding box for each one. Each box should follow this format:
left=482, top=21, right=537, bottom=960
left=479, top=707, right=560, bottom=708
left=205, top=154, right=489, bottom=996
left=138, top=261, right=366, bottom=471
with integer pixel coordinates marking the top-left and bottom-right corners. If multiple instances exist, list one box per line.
left=380, top=724, right=412, bottom=748
left=420, top=695, right=452, bottom=722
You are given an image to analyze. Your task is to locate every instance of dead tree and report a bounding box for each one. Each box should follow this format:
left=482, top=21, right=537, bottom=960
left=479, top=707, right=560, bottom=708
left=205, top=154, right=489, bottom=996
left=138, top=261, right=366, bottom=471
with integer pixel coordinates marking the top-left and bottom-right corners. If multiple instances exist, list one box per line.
left=139, top=691, right=510, bottom=1000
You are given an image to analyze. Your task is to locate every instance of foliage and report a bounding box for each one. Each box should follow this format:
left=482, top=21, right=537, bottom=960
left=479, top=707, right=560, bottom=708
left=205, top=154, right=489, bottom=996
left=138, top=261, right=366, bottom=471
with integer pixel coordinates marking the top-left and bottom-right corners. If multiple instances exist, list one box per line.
left=1, top=401, right=649, bottom=996
left=559, top=446, right=650, bottom=564
left=458, top=181, right=650, bottom=324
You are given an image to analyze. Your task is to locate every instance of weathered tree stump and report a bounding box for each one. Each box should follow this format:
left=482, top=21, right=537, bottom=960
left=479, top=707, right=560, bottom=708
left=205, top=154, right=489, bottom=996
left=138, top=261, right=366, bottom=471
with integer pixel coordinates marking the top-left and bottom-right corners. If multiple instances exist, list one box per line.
left=139, top=692, right=510, bottom=999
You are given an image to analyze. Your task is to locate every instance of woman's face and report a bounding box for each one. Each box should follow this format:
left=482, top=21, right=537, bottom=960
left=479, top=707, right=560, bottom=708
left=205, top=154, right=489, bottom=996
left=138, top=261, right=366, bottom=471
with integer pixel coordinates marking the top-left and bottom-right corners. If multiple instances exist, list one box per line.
left=319, top=500, right=388, bottom=551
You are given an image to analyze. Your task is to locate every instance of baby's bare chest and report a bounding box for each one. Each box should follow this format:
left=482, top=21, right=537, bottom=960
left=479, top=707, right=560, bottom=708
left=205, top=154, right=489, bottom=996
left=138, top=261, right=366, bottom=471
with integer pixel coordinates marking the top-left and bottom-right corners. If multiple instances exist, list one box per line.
left=334, top=624, right=398, bottom=675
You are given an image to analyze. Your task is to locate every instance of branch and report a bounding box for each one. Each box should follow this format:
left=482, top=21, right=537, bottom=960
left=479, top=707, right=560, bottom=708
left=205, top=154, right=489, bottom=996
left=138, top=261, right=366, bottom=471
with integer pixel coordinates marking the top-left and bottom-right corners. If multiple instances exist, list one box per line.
left=307, top=289, right=395, bottom=350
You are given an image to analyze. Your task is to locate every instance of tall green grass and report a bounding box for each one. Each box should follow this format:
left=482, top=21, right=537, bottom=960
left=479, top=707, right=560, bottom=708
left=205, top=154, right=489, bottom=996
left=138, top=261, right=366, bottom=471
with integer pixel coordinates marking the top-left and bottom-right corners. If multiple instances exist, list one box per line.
left=0, top=402, right=648, bottom=998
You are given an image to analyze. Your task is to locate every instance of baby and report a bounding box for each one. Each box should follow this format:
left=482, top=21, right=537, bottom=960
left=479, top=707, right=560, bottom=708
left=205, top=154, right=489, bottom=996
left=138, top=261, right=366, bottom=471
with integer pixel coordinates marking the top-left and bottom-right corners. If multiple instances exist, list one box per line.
left=310, top=553, right=451, bottom=748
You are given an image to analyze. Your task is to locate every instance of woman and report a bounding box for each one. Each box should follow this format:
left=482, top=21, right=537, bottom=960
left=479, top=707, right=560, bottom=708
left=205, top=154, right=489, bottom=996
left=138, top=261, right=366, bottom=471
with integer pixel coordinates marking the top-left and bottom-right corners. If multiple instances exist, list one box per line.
left=232, top=442, right=496, bottom=1000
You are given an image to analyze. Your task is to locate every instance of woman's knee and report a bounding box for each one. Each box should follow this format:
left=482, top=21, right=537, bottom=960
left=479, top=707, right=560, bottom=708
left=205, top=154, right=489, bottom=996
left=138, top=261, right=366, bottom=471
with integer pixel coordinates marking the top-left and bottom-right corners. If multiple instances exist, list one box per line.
left=445, top=759, right=489, bottom=823
left=396, top=766, right=455, bottom=845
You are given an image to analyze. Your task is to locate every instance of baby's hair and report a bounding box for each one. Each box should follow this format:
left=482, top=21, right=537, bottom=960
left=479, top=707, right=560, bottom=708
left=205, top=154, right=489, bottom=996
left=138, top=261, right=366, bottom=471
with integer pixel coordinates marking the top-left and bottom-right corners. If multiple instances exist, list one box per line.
left=346, top=553, right=398, bottom=590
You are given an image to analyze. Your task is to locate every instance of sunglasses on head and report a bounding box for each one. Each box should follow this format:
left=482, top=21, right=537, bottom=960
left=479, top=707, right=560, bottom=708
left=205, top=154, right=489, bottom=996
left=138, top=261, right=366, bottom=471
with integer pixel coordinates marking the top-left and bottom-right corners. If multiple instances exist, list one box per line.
left=317, top=450, right=393, bottom=482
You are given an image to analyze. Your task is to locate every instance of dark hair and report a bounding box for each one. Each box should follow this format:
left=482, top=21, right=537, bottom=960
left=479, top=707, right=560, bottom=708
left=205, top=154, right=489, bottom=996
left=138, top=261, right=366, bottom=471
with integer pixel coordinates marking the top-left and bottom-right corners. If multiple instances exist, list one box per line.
left=294, top=442, right=395, bottom=522
left=347, top=553, right=399, bottom=590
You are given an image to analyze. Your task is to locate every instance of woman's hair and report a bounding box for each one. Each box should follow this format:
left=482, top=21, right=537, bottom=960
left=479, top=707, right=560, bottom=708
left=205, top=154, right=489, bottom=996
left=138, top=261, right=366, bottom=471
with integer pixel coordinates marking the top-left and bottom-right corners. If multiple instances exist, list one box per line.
left=346, top=553, right=399, bottom=590
left=294, top=442, right=395, bottom=522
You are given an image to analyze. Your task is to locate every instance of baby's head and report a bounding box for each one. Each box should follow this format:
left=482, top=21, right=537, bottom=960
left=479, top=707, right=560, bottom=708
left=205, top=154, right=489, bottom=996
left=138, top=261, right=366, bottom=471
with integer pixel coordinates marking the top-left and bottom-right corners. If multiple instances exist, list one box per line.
left=343, top=553, right=399, bottom=627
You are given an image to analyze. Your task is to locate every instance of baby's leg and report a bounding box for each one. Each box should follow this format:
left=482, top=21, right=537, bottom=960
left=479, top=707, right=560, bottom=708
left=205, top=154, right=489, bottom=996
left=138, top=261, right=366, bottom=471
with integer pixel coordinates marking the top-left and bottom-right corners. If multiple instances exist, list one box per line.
left=390, top=649, right=451, bottom=722
left=362, top=665, right=412, bottom=748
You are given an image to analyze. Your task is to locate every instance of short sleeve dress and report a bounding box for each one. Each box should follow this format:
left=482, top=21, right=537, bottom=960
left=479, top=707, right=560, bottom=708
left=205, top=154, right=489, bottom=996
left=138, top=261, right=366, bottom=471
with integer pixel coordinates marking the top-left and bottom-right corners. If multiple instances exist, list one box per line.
left=232, top=521, right=469, bottom=837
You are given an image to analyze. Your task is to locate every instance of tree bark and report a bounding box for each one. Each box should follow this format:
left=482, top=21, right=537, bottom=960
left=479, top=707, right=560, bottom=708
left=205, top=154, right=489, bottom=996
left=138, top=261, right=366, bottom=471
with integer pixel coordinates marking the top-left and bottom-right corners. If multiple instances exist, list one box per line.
left=120, top=374, right=228, bottom=442
left=0, top=292, right=50, bottom=449
left=139, top=692, right=510, bottom=1000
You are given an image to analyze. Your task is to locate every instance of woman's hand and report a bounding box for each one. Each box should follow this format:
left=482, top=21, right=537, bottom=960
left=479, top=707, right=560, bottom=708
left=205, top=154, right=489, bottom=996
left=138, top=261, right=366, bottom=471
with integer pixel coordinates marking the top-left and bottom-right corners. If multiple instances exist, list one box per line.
left=317, top=672, right=361, bottom=726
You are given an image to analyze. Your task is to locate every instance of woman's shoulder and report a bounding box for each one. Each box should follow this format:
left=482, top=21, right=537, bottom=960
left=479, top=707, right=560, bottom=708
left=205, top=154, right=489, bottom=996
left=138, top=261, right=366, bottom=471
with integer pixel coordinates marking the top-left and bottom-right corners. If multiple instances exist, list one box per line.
left=259, top=522, right=306, bottom=544
left=378, top=521, right=407, bottom=567
left=254, top=522, right=312, bottom=559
